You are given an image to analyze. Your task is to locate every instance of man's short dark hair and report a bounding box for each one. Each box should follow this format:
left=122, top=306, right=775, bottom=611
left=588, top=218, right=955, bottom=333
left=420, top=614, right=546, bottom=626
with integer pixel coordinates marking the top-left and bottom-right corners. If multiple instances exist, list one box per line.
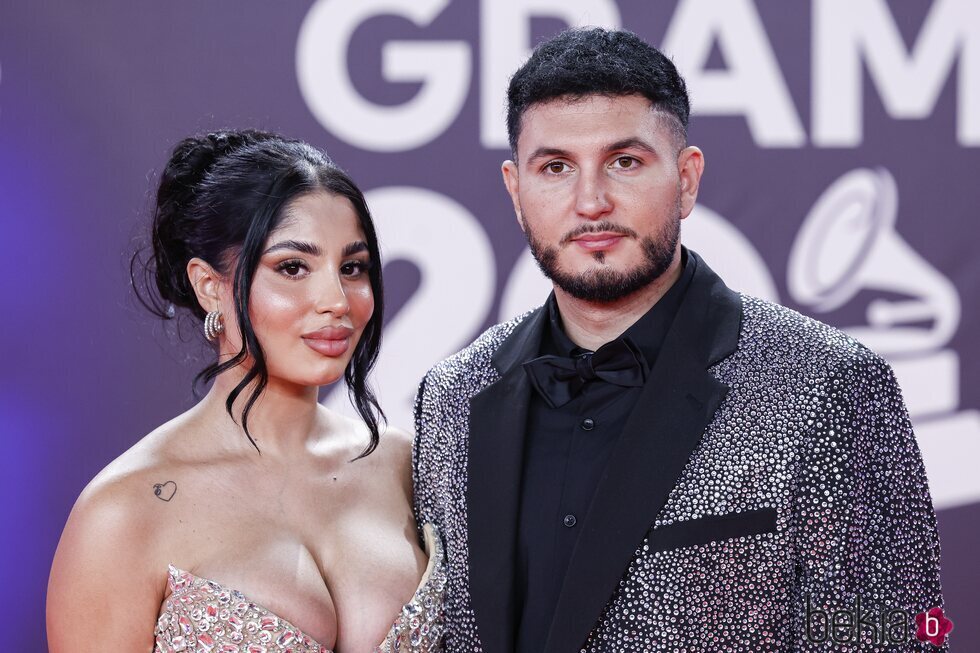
left=506, top=27, right=691, bottom=157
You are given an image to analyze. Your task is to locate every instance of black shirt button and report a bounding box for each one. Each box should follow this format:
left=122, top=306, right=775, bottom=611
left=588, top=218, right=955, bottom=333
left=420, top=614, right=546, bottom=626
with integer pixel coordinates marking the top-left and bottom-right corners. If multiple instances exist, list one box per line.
left=563, top=514, right=577, bottom=528
left=580, top=418, right=595, bottom=431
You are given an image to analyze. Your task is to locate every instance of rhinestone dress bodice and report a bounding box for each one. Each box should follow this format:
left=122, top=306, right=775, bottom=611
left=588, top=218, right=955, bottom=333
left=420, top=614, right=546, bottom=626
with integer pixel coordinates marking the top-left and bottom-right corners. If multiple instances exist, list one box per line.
left=153, top=523, right=446, bottom=653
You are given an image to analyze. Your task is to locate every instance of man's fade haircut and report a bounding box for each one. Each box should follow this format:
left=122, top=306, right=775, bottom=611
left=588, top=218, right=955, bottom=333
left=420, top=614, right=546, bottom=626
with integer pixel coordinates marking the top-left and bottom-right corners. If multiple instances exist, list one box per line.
left=506, top=27, right=691, bottom=158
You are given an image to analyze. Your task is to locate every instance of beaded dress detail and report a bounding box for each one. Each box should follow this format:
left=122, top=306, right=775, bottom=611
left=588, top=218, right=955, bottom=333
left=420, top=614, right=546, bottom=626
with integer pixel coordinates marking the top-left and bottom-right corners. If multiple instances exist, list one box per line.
left=153, top=523, right=446, bottom=653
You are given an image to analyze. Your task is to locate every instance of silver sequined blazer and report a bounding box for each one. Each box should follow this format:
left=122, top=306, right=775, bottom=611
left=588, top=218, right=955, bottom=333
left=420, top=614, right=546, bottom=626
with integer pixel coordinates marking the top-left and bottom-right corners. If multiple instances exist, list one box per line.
left=412, top=249, right=944, bottom=652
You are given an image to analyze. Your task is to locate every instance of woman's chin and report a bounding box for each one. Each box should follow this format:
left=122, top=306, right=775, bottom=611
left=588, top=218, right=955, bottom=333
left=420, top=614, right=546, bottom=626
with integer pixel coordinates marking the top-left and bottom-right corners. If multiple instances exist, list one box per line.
left=264, top=366, right=346, bottom=392
left=308, top=366, right=348, bottom=388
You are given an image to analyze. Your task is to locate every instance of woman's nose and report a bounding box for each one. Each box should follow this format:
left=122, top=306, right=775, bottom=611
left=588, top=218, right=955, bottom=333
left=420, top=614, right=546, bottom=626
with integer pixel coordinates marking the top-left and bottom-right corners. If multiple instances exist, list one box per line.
left=315, top=273, right=350, bottom=317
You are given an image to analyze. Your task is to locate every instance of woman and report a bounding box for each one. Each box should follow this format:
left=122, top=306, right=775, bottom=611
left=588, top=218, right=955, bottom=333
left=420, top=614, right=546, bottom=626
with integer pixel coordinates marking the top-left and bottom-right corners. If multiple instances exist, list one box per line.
left=46, top=130, right=444, bottom=652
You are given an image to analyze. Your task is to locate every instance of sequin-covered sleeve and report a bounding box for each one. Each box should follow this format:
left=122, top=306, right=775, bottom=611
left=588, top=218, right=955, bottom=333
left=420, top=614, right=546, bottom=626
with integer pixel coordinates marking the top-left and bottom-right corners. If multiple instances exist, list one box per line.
left=791, top=349, right=945, bottom=652
left=412, top=372, right=430, bottom=536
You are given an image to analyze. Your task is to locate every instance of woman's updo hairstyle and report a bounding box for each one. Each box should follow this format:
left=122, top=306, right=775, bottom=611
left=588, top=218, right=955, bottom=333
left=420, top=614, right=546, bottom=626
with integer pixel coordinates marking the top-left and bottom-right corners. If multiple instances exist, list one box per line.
left=133, top=129, right=385, bottom=457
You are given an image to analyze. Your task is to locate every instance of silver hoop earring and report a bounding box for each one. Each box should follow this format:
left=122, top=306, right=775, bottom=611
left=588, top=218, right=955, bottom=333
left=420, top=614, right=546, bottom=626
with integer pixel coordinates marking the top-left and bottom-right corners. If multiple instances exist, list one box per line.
left=204, top=310, right=224, bottom=341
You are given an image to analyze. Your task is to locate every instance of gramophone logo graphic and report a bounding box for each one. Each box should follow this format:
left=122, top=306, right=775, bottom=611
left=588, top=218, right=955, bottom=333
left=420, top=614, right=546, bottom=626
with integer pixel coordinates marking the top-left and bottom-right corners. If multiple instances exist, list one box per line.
left=789, top=167, right=980, bottom=509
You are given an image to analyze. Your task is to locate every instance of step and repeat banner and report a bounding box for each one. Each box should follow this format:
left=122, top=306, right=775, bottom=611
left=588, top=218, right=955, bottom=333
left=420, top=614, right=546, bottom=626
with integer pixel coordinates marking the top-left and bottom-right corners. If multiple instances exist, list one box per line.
left=2, top=1, right=977, bottom=649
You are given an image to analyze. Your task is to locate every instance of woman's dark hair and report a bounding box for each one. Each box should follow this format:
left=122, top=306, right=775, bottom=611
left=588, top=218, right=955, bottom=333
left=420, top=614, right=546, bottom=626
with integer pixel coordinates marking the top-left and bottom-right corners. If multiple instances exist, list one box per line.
left=132, top=129, right=385, bottom=458
left=506, top=27, right=691, bottom=157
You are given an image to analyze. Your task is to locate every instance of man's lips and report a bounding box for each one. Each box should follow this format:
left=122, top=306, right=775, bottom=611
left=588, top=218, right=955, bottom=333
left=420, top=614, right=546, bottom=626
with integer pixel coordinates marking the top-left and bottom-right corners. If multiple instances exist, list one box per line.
left=301, top=326, right=354, bottom=357
left=570, top=232, right=628, bottom=251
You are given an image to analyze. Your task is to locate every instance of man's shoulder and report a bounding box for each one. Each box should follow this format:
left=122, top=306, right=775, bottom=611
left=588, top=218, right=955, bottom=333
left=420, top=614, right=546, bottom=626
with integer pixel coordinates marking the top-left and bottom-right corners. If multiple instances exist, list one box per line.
left=423, top=308, right=538, bottom=385
left=736, top=294, right=888, bottom=375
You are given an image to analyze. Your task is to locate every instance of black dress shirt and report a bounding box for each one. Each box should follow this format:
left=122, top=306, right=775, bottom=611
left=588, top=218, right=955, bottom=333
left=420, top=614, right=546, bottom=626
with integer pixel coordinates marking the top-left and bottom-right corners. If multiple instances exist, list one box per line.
left=515, top=249, right=697, bottom=653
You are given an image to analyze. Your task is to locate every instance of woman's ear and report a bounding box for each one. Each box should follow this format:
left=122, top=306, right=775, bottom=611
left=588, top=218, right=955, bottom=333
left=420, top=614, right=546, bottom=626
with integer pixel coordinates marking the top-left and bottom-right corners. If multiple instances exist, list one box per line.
left=186, top=257, right=225, bottom=313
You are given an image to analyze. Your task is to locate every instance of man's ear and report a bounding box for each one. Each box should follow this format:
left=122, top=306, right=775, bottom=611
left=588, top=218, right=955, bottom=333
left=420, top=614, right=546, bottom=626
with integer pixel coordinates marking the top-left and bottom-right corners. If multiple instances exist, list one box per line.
left=501, top=159, right=525, bottom=233
left=186, top=257, right=224, bottom=313
left=677, top=146, right=705, bottom=219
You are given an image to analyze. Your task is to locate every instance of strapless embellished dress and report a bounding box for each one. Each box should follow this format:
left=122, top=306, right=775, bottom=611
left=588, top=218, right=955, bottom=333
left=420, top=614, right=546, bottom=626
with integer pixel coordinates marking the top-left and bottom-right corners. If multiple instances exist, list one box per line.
left=153, top=523, right=446, bottom=653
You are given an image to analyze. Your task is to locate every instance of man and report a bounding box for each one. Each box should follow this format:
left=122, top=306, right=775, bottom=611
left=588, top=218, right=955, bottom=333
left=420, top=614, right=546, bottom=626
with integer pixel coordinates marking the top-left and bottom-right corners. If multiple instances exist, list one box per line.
left=413, top=28, right=944, bottom=652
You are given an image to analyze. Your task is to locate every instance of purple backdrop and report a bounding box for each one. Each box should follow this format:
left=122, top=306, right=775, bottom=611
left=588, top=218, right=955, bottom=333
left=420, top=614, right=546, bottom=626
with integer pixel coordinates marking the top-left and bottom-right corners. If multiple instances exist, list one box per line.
left=3, top=1, right=977, bottom=650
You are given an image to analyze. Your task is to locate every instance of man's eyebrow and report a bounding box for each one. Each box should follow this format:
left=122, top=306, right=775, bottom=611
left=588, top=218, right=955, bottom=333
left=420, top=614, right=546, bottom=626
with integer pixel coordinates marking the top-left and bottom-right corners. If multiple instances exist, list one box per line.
left=606, top=137, right=659, bottom=156
left=525, top=138, right=659, bottom=165
left=526, top=147, right=572, bottom=164
left=342, top=241, right=369, bottom=257
left=263, top=240, right=322, bottom=256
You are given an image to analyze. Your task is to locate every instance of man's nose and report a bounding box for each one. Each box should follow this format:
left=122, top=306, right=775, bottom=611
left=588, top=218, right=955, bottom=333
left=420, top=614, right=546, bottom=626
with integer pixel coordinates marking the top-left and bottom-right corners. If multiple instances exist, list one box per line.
left=573, top=170, right=613, bottom=219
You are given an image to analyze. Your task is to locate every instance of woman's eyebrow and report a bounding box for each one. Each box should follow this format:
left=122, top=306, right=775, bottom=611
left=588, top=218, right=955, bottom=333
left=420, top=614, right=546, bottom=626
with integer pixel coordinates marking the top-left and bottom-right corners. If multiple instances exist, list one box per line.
left=343, top=241, right=368, bottom=257
left=263, top=240, right=322, bottom=256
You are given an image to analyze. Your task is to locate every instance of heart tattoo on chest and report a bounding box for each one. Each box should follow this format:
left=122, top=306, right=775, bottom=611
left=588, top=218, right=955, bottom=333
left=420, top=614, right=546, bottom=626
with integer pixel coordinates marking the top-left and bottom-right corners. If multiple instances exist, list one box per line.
left=153, top=481, right=177, bottom=502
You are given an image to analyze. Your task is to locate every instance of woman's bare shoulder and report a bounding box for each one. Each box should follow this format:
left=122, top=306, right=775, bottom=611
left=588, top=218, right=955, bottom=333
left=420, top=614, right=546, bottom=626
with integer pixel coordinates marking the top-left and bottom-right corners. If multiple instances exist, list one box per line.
left=319, top=409, right=414, bottom=485
left=54, top=409, right=222, bottom=568
left=46, top=420, right=193, bottom=651
left=56, top=418, right=194, bottom=567
left=371, top=423, right=415, bottom=492
left=378, top=423, right=414, bottom=458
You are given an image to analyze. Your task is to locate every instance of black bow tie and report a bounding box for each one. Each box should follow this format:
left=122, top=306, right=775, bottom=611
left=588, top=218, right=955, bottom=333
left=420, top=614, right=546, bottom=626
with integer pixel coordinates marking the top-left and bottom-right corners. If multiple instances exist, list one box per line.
left=523, top=337, right=648, bottom=408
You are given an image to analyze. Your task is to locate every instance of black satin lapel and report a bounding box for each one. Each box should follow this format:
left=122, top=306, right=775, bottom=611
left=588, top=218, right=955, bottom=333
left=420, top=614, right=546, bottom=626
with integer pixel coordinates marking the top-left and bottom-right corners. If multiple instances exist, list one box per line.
left=467, top=307, right=548, bottom=653
left=543, top=253, right=742, bottom=653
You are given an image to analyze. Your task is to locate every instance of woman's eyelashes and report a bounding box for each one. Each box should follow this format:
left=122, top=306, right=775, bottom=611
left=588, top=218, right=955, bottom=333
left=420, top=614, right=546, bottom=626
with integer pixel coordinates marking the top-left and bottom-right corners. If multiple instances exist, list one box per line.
left=341, top=259, right=372, bottom=278
left=272, top=257, right=372, bottom=280
left=275, top=258, right=309, bottom=279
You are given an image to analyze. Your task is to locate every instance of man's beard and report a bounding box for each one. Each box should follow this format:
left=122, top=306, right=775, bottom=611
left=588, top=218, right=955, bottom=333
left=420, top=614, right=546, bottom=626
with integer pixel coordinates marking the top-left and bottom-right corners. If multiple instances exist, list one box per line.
left=521, top=206, right=680, bottom=304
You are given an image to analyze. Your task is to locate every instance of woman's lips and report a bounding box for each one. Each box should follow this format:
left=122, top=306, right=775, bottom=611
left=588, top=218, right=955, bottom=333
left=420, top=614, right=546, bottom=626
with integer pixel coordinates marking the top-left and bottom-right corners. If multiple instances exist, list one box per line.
left=302, top=336, right=350, bottom=357
left=301, top=326, right=354, bottom=357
